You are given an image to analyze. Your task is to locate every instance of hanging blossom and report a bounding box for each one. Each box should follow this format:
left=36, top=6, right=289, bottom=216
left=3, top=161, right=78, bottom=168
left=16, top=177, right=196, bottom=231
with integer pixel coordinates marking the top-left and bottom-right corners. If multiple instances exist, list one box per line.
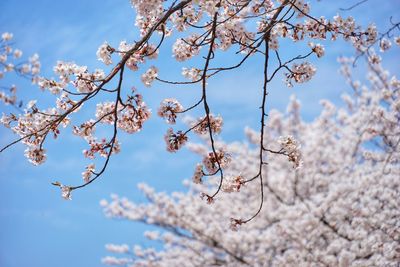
left=0, top=32, right=41, bottom=106
left=172, top=34, right=201, bottom=62
left=117, top=41, right=158, bottom=71
left=117, top=103, right=151, bottom=134
left=3, top=106, right=70, bottom=165
left=83, top=138, right=121, bottom=159
left=141, top=66, right=158, bottom=87
left=170, top=4, right=201, bottom=32
left=308, top=42, right=325, bottom=58
left=157, top=98, right=183, bottom=124
left=73, top=120, right=96, bottom=140
left=164, top=128, right=188, bottom=152
left=61, top=185, right=72, bottom=200
left=96, top=101, right=116, bottom=124
left=73, top=69, right=105, bottom=93
left=130, top=0, right=164, bottom=36
left=192, top=163, right=203, bottom=184
left=94, top=96, right=150, bottom=134
left=52, top=182, right=72, bottom=200
left=182, top=67, right=201, bottom=81
left=191, top=114, right=223, bottom=135
left=41, top=61, right=105, bottom=94
left=96, top=41, right=114, bottom=65
left=82, top=164, right=96, bottom=183
left=379, top=37, right=392, bottom=52
left=24, top=147, right=47, bottom=166
left=278, top=135, right=302, bottom=168
left=285, top=61, right=316, bottom=87
left=222, top=174, right=244, bottom=193
left=202, top=149, right=231, bottom=173
left=56, top=92, right=78, bottom=111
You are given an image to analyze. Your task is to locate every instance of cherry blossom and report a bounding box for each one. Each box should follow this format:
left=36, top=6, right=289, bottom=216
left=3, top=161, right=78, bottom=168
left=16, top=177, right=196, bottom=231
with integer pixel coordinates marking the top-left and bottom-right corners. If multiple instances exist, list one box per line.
left=157, top=98, right=183, bottom=124
left=192, top=163, right=203, bottom=184
left=101, top=58, right=400, bottom=266
left=285, top=61, right=316, bottom=87
left=24, top=147, right=47, bottom=166
left=181, top=67, right=201, bottom=81
left=0, top=33, right=40, bottom=106
left=379, top=37, right=392, bottom=52
left=172, top=35, right=201, bottom=62
left=82, top=164, right=96, bottom=183
left=96, top=42, right=114, bottom=65
left=221, top=174, right=244, bottom=193
left=278, top=135, right=302, bottom=168
left=164, top=128, right=188, bottom=152
left=52, top=182, right=73, bottom=200
left=141, top=66, right=158, bottom=87
left=60, top=185, right=72, bottom=200
left=1, top=0, right=399, bottom=226
left=1, top=32, right=13, bottom=41
left=191, top=114, right=223, bottom=135
left=308, top=42, right=325, bottom=58
left=202, top=149, right=231, bottom=173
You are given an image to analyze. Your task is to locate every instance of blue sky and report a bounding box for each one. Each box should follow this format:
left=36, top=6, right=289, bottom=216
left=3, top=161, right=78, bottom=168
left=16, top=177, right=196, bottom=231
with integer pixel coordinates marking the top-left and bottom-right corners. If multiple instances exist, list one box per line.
left=0, top=0, right=399, bottom=266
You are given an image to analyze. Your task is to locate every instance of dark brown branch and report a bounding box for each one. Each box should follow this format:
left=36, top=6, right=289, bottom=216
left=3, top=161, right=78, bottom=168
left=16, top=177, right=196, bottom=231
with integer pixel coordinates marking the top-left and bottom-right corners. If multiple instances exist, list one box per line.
left=339, top=0, right=369, bottom=11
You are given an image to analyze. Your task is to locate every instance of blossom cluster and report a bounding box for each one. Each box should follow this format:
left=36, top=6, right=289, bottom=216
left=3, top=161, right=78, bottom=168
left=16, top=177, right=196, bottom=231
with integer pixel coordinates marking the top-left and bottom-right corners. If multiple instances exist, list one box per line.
left=141, top=66, right=158, bottom=87
left=82, top=163, right=95, bottom=183
left=2, top=106, right=69, bottom=165
left=181, top=67, right=201, bottom=81
left=202, top=149, right=231, bottom=173
left=130, top=0, right=164, bottom=36
left=83, top=138, right=121, bottom=159
left=95, top=40, right=158, bottom=72
left=164, top=128, right=188, bottom=152
left=157, top=98, right=183, bottom=124
left=0, top=32, right=40, bottom=106
left=96, top=41, right=114, bottom=65
left=192, top=114, right=223, bottom=135
left=308, top=42, right=325, bottom=58
left=192, top=163, right=203, bottom=184
left=222, top=174, right=244, bottom=193
left=285, top=61, right=316, bottom=87
left=278, top=135, right=302, bottom=168
left=172, top=35, right=201, bottom=62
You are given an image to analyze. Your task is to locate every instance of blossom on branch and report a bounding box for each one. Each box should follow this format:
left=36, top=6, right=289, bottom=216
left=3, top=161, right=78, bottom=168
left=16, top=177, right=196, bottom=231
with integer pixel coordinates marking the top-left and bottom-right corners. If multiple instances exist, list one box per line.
left=285, top=61, right=316, bottom=87
left=96, top=41, right=114, bottom=65
left=164, top=128, right=187, bottom=152
left=157, top=98, right=183, bottom=124
left=202, top=149, right=231, bottom=173
left=192, top=114, right=223, bottom=135
left=141, top=66, right=158, bottom=87
left=278, top=135, right=302, bottom=168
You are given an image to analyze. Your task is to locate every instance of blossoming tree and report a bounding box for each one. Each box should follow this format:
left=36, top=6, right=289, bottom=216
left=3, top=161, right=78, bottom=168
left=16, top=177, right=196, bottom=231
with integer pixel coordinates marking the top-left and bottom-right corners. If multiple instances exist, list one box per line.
left=0, top=0, right=399, bottom=236
left=100, top=57, right=400, bottom=265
